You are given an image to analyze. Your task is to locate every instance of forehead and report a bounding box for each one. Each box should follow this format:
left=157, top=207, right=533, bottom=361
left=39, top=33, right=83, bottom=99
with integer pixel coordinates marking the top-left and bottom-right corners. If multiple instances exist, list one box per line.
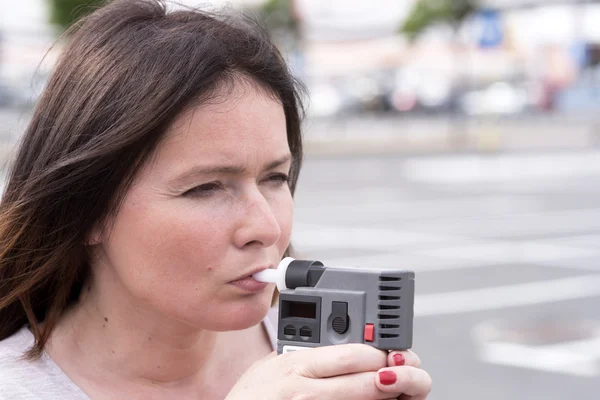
left=157, top=82, right=288, bottom=165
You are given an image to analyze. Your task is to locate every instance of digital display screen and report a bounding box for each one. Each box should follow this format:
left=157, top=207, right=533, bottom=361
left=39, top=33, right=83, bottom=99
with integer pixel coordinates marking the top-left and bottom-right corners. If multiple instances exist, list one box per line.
left=285, top=301, right=317, bottom=319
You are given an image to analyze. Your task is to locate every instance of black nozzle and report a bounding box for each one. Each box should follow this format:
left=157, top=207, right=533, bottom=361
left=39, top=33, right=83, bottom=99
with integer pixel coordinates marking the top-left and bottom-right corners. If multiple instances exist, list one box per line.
left=285, top=260, right=325, bottom=289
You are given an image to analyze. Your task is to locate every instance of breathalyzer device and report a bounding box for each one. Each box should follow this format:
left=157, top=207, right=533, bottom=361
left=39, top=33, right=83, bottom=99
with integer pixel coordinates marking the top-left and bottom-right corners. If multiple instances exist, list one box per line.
left=253, top=258, right=415, bottom=355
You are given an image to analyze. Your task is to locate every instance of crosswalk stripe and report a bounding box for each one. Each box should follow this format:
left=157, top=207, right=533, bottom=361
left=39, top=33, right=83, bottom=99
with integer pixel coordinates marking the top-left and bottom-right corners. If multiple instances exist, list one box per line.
left=414, top=275, right=600, bottom=317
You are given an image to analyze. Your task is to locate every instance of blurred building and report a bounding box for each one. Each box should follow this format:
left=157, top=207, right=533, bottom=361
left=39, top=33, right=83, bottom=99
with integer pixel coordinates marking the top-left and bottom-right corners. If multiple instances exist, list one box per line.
left=2, top=0, right=600, bottom=115
left=0, top=0, right=56, bottom=79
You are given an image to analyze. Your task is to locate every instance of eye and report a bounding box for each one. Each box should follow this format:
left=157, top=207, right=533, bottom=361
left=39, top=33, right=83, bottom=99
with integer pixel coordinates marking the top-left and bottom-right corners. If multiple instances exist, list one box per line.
left=266, top=173, right=290, bottom=185
left=182, top=181, right=224, bottom=197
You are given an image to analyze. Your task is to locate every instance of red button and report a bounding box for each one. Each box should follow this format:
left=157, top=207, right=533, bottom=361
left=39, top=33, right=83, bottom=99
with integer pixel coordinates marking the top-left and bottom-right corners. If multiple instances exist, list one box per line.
left=364, top=323, right=374, bottom=342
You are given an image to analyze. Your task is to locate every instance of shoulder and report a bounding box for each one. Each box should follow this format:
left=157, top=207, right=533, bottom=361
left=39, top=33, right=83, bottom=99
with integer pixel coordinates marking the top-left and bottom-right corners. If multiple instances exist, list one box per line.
left=0, top=326, right=34, bottom=371
left=0, top=328, right=89, bottom=399
left=0, top=328, right=40, bottom=397
left=0, top=327, right=74, bottom=399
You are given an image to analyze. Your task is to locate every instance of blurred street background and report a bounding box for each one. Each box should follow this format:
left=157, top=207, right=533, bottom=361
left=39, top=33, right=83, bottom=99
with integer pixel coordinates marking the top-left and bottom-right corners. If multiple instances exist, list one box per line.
left=1, top=0, right=599, bottom=399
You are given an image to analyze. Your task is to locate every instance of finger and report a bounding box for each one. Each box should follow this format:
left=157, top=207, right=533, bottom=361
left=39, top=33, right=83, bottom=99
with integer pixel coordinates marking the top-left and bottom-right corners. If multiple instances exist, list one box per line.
left=247, top=351, right=277, bottom=373
left=386, top=350, right=421, bottom=368
left=283, top=343, right=387, bottom=379
left=400, top=394, right=430, bottom=400
left=375, top=366, right=432, bottom=399
left=253, top=351, right=277, bottom=365
left=312, top=372, right=401, bottom=400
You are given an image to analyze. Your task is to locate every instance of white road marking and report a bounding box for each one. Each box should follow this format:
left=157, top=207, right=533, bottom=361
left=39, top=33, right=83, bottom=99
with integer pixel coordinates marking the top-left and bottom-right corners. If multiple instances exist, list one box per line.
left=477, top=338, right=600, bottom=377
left=401, top=150, right=600, bottom=183
left=395, top=208, right=600, bottom=239
left=414, top=275, right=600, bottom=317
left=319, top=252, right=490, bottom=272
left=294, top=195, right=542, bottom=221
left=292, top=223, right=463, bottom=251
left=319, top=240, right=599, bottom=271
left=531, top=234, right=600, bottom=251
left=294, top=222, right=600, bottom=273
left=420, top=241, right=600, bottom=264
left=294, top=206, right=600, bottom=244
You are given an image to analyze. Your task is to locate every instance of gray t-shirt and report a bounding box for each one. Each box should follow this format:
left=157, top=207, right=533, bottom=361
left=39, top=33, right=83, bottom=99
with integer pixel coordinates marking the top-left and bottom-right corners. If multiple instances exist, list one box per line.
left=0, top=326, right=89, bottom=399
left=0, top=308, right=279, bottom=399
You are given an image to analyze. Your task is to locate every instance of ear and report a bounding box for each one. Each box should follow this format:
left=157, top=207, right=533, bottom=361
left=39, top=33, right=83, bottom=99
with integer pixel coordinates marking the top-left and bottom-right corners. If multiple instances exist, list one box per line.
left=84, top=223, right=103, bottom=246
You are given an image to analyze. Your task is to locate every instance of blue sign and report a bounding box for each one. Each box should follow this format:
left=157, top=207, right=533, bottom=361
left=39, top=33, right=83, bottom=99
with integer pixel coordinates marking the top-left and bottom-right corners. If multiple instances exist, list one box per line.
left=569, top=41, right=588, bottom=69
left=478, top=10, right=503, bottom=49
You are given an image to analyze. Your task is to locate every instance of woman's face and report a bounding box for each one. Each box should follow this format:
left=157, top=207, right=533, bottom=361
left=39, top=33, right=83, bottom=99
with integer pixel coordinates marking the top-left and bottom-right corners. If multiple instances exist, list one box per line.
left=93, top=82, right=293, bottom=331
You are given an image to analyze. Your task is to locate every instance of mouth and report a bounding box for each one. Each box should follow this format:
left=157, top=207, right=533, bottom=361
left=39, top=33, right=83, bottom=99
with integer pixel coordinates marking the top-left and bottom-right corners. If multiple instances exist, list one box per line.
left=236, top=266, right=273, bottom=281
left=228, top=265, right=274, bottom=293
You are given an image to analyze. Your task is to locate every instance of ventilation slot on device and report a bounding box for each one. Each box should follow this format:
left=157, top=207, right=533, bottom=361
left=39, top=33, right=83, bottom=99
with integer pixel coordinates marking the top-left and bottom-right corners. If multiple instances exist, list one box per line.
left=377, top=274, right=403, bottom=340
left=379, top=276, right=402, bottom=282
left=379, top=304, right=400, bottom=310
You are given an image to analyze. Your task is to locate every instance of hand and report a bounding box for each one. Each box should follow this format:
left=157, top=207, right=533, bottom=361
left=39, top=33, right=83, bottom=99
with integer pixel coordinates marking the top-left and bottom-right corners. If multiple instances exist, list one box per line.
left=375, top=350, right=432, bottom=400
left=225, top=343, right=404, bottom=400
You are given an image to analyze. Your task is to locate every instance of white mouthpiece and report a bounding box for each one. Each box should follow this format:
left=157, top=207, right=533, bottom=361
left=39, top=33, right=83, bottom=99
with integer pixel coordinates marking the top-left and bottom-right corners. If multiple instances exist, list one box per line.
left=252, top=257, right=295, bottom=292
left=252, top=269, right=278, bottom=282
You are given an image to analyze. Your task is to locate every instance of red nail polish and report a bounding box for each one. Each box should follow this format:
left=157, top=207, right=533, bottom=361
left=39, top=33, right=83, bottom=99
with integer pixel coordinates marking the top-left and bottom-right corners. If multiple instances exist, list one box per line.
left=379, top=370, right=397, bottom=385
left=393, top=353, right=405, bottom=366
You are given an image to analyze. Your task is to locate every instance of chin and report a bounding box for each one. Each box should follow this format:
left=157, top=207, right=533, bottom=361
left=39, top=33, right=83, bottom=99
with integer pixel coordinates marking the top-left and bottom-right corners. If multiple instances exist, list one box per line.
left=202, top=291, right=274, bottom=331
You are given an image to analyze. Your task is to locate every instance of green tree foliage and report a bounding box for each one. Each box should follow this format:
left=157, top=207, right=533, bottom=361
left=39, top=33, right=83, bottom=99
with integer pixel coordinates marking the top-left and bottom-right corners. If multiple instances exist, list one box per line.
left=48, top=0, right=107, bottom=30
left=260, top=0, right=298, bottom=34
left=401, top=0, right=478, bottom=39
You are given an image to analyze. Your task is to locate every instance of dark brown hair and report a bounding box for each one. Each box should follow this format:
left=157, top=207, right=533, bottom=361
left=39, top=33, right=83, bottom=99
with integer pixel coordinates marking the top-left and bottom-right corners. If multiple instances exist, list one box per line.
left=0, top=0, right=305, bottom=358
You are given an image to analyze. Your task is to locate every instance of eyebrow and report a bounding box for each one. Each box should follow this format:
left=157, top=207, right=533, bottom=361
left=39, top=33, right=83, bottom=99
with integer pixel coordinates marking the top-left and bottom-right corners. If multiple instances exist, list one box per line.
left=168, top=154, right=293, bottom=185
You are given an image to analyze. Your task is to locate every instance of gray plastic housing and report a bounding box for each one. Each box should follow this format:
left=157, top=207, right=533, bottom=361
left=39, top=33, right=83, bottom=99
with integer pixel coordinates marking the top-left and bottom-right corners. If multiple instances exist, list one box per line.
left=277, top=266, right=414, bottom=354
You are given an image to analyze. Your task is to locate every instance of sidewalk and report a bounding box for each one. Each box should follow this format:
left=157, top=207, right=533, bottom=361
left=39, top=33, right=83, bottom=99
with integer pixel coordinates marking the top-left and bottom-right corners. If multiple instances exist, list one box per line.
left=2, top=109, right=600, bottom=161
left=303, top=114, right=600, bottom=156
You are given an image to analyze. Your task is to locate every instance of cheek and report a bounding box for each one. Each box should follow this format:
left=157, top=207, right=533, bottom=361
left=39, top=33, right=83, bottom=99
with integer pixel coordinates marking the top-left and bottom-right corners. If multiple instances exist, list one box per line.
left=274, top=192, right=294, bottom=254
left=104, top=195, right=232, bottom=294
left=152, top=208, right=230, bottom=269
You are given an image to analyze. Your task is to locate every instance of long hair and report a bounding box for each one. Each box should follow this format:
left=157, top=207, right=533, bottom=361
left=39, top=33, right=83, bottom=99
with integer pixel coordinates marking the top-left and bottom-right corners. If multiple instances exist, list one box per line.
left=0, top=0, right=305, bottom=359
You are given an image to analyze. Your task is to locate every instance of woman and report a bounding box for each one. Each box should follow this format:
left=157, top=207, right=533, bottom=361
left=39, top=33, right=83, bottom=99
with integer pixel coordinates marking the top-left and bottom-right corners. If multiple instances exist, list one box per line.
left=0, top=1, right=432, bottom=398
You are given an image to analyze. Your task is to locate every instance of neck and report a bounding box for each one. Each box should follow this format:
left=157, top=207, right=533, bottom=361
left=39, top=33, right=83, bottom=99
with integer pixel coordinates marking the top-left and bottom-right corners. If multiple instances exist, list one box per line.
left=48, top=272, right=230, bottom=390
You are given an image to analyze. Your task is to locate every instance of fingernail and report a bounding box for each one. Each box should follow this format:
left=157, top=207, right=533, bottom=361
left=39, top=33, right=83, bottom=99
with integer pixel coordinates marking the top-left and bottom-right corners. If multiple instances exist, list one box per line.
left=393, top=353, right=405, bottom=366
left=379, top=370, right=397, bottom=385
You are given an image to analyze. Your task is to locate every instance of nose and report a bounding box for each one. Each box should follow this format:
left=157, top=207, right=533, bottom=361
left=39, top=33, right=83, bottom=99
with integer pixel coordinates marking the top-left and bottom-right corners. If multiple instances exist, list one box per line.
left=233, top=188, right=281, bottom=250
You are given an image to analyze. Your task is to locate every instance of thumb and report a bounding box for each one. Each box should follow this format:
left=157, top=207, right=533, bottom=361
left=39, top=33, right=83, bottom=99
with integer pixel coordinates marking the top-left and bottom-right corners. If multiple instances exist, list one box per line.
left=258, top=351, right=278, bottom=363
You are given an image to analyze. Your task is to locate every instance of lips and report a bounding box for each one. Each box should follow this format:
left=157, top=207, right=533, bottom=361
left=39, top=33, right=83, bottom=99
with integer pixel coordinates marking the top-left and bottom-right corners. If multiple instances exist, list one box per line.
left=230, top=265, right=274, bottom=283
left=228, top=265, right=275, bottom=293
left=228, top=275, right=270, bottom=293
